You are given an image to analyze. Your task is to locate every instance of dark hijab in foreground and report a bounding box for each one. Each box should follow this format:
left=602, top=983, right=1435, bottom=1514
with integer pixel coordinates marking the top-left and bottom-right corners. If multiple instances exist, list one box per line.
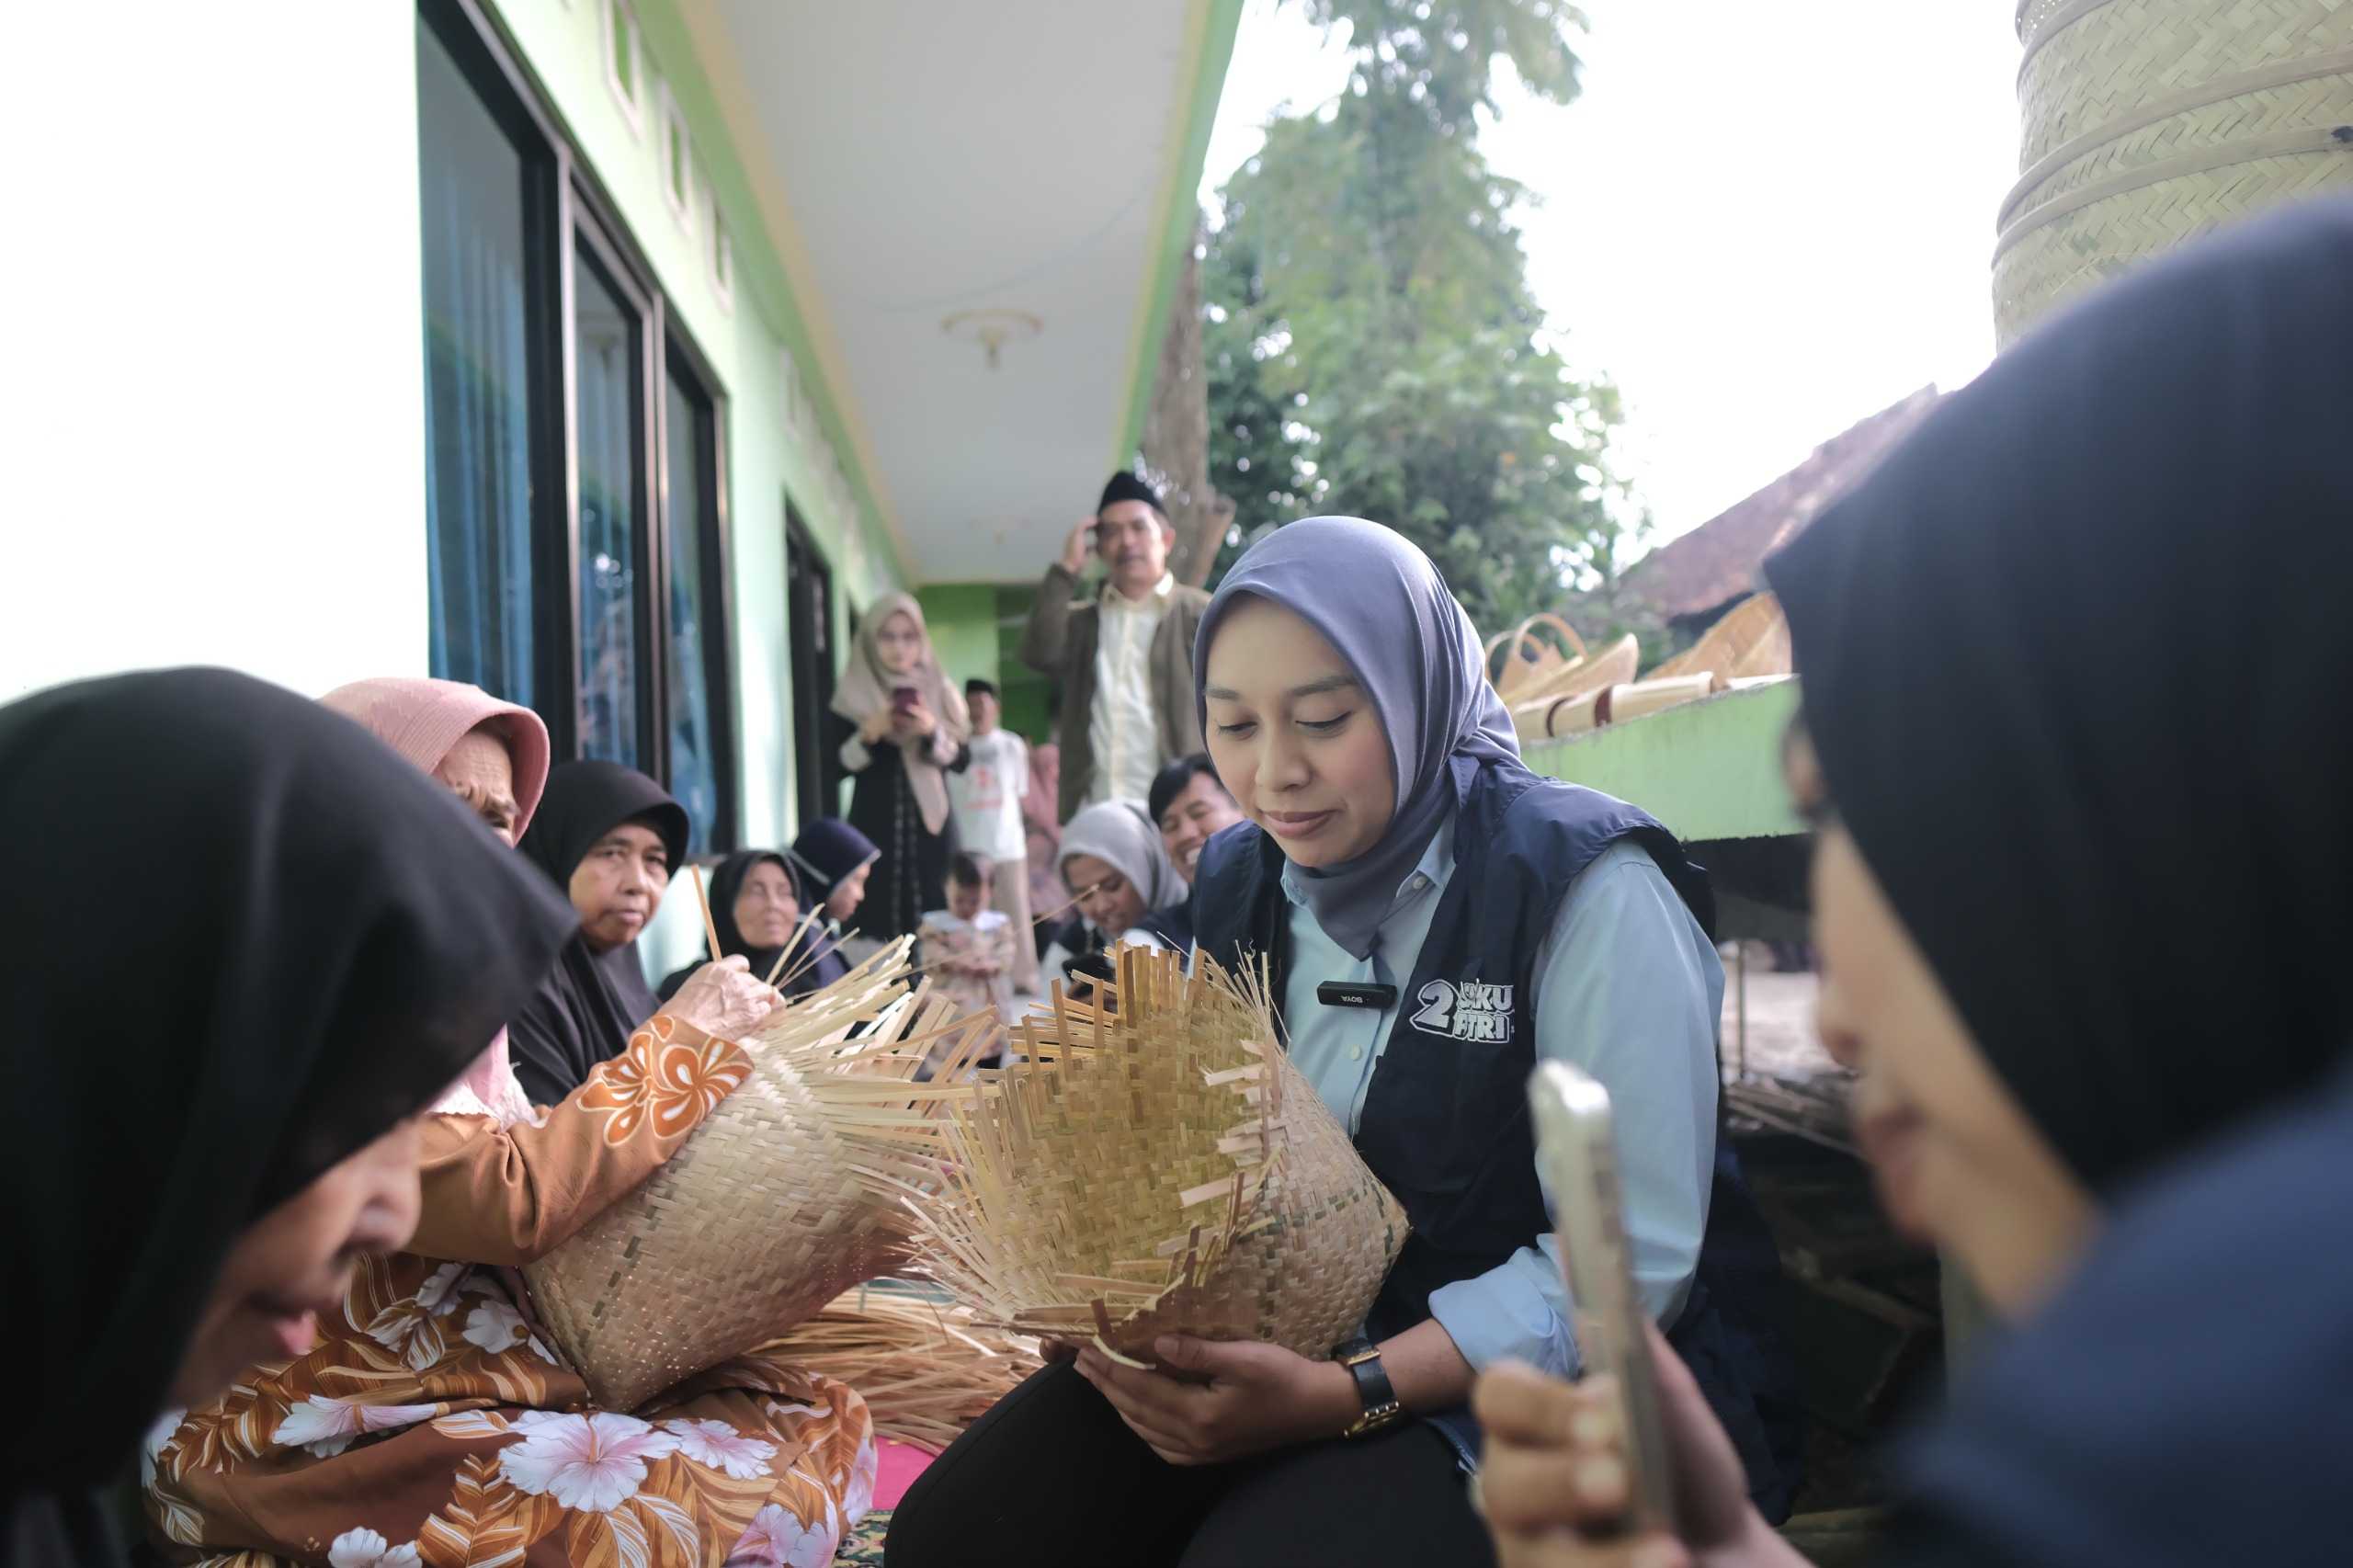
left=655, top=848, right=801, bottom=1002
left=509, top=759, right=689, bottom=1104
left=1764, top=199, right=2353, bottom=1563
left=0, top=668, right=574, bottom=1564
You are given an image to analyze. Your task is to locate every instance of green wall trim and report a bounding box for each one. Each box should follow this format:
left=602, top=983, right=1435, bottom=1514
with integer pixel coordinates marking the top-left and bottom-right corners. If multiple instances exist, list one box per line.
left=1113, top=0, right=1249, bottom=469
left=1522, top=678, right=1806, bottom=843
left=627, top=0, right=907, bottom=587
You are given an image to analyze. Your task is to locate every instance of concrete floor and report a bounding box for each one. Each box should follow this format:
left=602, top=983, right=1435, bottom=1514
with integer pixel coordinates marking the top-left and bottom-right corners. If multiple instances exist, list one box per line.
left=1721, top=961, right=1838, bottom=1083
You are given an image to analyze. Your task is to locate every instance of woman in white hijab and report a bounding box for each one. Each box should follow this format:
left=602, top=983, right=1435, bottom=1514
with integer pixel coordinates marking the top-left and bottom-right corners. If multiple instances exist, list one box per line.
left=1056, top=798, right=1187, bottom=950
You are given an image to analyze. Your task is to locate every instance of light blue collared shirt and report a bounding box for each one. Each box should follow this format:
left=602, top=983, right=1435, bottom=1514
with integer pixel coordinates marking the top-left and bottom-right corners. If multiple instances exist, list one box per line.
left=1279, top=814, right=1722, bottom=1432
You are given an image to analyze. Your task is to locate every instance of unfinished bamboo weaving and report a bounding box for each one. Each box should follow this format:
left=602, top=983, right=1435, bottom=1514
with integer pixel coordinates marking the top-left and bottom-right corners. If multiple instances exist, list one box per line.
left=895, top=945, right=1409, bottom=1366
left=757, top=1286, right=1044, bottom=1452
left=524, top=942, right=995, bottom=1411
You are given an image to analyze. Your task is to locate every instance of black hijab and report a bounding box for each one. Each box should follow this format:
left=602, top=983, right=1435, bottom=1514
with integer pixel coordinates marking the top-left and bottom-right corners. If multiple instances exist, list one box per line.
left=0, top=669, right=574, bottom=1553
left=1890, top=1067, right=2353, bottom=1568
left=509, top=760, right=689, bottom=1104
left=786, top=818, right=880, bottom=998
left=1763, top=198, right=2353, bottom=1198
left=655, top=848, right=798, bottom=1002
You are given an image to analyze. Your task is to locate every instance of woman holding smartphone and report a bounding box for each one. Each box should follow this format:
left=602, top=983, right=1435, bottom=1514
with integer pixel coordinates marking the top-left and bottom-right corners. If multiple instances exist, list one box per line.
left=1474, top=200, right=2353, bottom=1568
left=833, top=592, right=971, bottom=943
left=886, top=517, right=1798, bottom=1567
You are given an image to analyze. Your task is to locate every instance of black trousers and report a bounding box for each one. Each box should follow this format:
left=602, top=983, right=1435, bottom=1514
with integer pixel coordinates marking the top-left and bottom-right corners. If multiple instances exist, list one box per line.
left=883, top=1362, right=1496, bottom=1568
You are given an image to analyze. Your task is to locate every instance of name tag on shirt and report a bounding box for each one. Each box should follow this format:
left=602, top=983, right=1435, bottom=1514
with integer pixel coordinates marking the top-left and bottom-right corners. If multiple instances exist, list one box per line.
left=1317, top=981, right=1398, bottom=1011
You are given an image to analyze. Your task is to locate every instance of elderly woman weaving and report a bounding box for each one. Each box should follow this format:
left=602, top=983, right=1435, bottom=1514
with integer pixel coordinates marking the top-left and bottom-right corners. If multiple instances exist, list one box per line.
left=144, top=677, right=878, bottom=1568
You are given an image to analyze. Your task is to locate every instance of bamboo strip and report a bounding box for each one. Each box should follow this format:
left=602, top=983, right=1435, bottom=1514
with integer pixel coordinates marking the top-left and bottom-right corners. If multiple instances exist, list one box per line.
left=753, top=1287, right=1042, bottom=1451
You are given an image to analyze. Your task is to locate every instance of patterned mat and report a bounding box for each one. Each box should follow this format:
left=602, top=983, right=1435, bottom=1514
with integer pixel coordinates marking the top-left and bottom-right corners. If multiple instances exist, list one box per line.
left=839, top=1509, right=891, bottom=1564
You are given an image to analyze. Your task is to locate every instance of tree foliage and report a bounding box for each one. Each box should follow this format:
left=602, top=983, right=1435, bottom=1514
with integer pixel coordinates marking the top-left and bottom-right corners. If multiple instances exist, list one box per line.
left=1200, top=0, right=1639, bottom=632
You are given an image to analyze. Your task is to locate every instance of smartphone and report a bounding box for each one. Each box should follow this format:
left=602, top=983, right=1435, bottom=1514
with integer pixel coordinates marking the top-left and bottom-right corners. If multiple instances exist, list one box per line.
left=1527, top=1060, right=1676, bottom=1533
left=890, top=685, right=919, bottom=715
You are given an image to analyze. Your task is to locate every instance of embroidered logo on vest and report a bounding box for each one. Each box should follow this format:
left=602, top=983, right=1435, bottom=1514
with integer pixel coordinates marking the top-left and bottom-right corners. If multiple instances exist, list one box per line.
left=1408, top=979, right=1515, bottom=1043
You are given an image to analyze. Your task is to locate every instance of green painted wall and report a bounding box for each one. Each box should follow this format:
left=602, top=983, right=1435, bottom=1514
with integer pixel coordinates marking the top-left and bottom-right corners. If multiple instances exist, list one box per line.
left=994, top=582, right=1057, bottom=746
left=1523, top=678, right=1806, bottom=843
left=916, top=584, right=1002, bottom=693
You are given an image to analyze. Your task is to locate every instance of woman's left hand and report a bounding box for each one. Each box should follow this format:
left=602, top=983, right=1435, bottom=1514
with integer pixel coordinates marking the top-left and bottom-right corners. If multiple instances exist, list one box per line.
left=1074, top=1335, right=1358, bottom=1466
left=900, top=702, right=939, bottom=739
left=665, top=954, right=782, bottom=1041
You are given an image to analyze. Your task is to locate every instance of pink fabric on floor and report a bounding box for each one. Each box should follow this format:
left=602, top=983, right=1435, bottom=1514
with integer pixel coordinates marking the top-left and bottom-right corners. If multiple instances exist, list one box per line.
left=872, top=1437, right=935, bottom=1511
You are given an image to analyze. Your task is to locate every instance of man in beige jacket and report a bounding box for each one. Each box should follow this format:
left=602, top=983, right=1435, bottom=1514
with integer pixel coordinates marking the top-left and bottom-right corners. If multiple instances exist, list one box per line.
left=1020, top=472, right=1212, bottom=824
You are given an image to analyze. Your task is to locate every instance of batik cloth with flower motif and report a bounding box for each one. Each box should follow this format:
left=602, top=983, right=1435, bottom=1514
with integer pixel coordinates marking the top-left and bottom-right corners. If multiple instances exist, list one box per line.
left=142, top=1015, right=878, bottom=1568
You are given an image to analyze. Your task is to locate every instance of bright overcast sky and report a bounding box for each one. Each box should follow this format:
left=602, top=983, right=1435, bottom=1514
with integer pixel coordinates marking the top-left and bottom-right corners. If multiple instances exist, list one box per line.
left=1202, top=0, right=2023, bottom=548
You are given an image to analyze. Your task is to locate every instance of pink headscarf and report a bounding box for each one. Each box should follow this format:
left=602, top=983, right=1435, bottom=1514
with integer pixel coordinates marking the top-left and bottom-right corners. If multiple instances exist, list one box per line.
left=322, top=676, right=553, bottom=1126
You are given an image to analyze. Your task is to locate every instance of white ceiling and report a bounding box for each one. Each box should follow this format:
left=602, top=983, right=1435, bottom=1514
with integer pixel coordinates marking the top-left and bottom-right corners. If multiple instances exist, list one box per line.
left=709, top=0, right=1214, bottom=584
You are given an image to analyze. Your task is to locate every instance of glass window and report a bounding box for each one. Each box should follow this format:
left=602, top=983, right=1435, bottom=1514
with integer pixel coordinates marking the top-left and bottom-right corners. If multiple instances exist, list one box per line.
left=418, top=0, right=736, bottom=846
left=606, top=0, right=640, bottom=116
left=667, top=106, right=690, bottom=210
left=416, top=17, right=538, bottom=708
left=665, top=367, right=722, bottom=853
left=574, top=253, right=643, bottom=767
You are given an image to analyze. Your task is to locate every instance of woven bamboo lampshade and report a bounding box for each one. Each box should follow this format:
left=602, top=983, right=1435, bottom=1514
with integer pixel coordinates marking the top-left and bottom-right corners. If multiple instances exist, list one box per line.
left=524, top=943, right=995, bottom=1411
left=895, top=946, right=1409, bottom=1367
left=1994, top=0, right=2353, bottom=347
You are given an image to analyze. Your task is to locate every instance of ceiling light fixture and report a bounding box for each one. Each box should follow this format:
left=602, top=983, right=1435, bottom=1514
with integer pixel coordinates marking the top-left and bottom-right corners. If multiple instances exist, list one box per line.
left=941, top=308, right=1043, bottom=370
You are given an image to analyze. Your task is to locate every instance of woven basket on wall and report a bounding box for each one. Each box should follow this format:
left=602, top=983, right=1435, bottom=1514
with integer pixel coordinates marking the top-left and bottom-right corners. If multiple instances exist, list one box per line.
left=1995, top=0, right=2353, bottom=347
left=1647, top=593, right=1791, bottom=686
left=524, top=946, right=995, bottom=1411
left=897, top=946, right=1409, bottom=1366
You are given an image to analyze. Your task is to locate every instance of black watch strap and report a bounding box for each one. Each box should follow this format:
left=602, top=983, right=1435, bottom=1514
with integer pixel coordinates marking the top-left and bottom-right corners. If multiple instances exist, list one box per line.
left=1333, top=1335, right=1404, bottom=1437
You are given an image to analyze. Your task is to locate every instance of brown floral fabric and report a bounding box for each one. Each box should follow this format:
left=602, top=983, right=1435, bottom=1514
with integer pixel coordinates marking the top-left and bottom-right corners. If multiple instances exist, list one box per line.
left=143, top=1017, right=876, bottom=1567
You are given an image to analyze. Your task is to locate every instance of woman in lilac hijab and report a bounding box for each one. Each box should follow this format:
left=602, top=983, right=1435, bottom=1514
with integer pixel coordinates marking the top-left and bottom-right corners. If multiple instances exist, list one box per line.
left=887, top=520, right=1796, bottom=1568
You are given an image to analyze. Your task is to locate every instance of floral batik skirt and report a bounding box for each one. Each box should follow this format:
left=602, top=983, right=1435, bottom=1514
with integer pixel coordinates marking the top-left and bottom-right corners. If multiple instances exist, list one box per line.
left=144, top=1254, right=875, bottom=1567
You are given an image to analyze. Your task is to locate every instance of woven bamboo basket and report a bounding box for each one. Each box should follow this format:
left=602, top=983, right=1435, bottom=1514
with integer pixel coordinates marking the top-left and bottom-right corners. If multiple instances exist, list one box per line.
left=524, top=943, right=996, bottom=1411
left=756, top=1286, right=1043, bottom=1452
left=1995, top=0, right=2353, bottom=347
left=1513, top=633, right=1640, bottom=744
left=1647, top=593, right=1791, bottom=685
left=893, top=946, right=1409, bottom=1367
left=1484, top=611, right=1589, bottom=704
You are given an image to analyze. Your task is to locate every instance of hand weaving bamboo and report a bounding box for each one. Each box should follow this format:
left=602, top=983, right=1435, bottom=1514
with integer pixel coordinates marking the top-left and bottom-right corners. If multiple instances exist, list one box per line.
left=890, top=944, right=1409, bottom=1369
left=524, top=940, right=999, bottom=1411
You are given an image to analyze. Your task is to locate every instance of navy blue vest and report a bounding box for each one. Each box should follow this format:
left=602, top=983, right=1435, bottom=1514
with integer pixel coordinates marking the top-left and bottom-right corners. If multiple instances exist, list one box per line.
left=1189, top=753, right=1803, bottom=1517
left=1190, top=752, right=1712, bottom=1331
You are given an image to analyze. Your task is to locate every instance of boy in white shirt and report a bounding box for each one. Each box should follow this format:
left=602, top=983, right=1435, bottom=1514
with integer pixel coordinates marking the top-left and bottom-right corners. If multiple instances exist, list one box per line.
left=916, top=852, right=1015, bottom=1072
left=945, top=678, right=1040, bottom=994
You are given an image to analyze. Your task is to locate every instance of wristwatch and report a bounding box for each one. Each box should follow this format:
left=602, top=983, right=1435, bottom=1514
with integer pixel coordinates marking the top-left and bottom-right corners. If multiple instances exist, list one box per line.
left=1333, top=1335, right=1404, bottom=1438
